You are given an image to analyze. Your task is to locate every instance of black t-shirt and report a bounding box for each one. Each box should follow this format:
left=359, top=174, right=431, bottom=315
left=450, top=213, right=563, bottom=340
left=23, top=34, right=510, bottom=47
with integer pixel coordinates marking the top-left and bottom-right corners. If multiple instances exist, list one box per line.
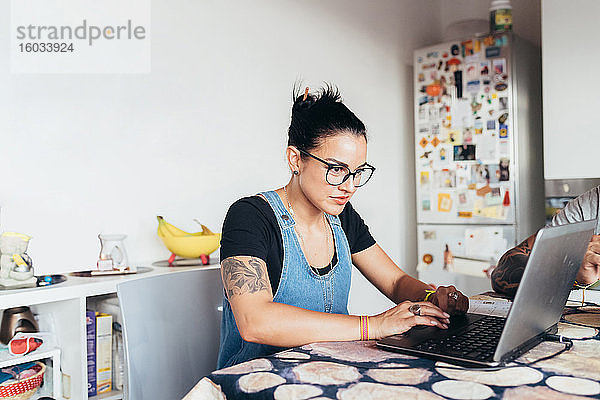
left=220, top=195, right=376, bottom=293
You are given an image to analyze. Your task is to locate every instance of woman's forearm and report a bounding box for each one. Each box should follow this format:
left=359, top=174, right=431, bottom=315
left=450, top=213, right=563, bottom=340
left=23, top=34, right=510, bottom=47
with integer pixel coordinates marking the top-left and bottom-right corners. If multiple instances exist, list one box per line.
left=237, top=301, right=363, bottom=347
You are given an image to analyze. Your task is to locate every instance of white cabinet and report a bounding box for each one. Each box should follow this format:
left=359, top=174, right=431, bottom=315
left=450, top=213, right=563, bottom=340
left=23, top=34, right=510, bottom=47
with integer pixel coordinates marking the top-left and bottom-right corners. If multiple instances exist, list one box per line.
left=0, top=264, right=219, bottom=400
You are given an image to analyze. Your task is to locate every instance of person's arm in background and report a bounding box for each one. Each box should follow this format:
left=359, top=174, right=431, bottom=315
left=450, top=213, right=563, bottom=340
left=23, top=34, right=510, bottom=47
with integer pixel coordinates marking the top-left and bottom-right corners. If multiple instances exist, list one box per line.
left=490, top=234, right=536, bottom=297
left=492, top=186, right=600, bottom=296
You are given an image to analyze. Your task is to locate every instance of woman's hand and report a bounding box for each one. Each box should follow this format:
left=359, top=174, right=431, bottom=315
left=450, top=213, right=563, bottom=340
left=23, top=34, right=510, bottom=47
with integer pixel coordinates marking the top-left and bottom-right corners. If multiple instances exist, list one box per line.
left=370, top=301, right=450, bottom=339
left=428, top=285, right=469, bottom=315
left=576, top=235, right=600, bottom=285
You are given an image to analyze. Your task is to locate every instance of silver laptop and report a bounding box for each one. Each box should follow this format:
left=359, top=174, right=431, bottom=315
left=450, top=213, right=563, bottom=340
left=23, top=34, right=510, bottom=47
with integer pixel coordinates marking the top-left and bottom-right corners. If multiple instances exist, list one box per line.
left=377, top=219, right=596, bottom=367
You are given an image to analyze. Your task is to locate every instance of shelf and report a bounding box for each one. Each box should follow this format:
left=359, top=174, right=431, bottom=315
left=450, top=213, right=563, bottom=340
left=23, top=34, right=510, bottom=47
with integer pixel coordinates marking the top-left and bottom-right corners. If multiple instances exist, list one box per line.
left=0, top=346, right=60, bottom=369
left=89, top=389, right=123, bottom=400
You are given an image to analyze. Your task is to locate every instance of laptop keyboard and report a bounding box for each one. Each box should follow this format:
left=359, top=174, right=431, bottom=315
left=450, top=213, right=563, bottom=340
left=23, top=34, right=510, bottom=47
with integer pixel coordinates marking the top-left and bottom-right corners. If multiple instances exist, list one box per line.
left=414, top=315, right=506, bottom=361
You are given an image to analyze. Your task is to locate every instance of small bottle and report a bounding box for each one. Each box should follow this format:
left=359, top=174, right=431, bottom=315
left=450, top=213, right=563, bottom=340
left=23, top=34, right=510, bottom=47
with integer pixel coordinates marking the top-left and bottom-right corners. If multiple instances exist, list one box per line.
left=490, top=0, right=512, bottom=33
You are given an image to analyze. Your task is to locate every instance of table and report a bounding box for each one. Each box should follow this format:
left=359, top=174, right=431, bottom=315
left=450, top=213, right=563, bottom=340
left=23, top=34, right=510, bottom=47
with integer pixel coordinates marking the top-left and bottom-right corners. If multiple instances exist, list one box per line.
left=185, top=295, right=600, bottom=399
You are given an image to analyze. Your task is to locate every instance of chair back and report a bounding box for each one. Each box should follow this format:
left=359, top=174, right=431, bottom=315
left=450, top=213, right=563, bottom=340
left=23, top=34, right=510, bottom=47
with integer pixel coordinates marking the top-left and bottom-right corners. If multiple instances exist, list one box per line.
left=117, top=267, right=222, bottom=400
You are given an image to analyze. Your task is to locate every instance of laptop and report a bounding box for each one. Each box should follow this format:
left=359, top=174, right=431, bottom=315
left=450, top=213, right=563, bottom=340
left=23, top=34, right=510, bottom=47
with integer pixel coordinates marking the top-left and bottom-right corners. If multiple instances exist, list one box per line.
left=377, top=219, right=596, bottom=367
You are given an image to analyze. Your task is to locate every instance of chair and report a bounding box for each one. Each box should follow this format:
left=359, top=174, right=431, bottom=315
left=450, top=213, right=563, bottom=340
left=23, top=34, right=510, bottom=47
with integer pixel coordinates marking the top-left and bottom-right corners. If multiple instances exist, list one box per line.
left=117, top=267, right=223, bottom=400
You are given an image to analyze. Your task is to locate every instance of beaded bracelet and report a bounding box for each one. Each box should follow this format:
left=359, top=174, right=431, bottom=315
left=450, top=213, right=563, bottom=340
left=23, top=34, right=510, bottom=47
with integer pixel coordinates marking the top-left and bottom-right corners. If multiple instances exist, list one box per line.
left=424, top=289, right=436, bottom=302
left=360, top=315, right=369, bottom=340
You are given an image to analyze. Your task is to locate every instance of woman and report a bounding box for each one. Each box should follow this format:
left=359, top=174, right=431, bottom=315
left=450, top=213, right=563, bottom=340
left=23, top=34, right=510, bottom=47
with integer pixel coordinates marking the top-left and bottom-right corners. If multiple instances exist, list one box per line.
left=218, top=85, right=469, bottom=368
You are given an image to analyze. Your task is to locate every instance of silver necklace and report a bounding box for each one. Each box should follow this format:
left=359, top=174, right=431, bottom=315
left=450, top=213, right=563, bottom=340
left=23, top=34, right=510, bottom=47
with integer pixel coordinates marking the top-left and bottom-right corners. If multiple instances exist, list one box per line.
left=283, top=185, right=332, bottom=270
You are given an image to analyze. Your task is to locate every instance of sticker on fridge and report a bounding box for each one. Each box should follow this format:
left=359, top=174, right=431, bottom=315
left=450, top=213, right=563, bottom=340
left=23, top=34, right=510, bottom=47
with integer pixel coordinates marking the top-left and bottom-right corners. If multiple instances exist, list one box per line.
left=437, top=193, right=453, bottom=212
left=454, top=144, right=476, bottom=161
left=499, top=158, right=510, bottom=181
left=493, top=58, right=506, bottom=75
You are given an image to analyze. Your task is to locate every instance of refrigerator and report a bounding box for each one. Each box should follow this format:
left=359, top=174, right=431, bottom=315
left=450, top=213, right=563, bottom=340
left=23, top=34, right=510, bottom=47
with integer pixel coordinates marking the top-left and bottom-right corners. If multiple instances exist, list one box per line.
left=413, top=33, right=545, bottom=295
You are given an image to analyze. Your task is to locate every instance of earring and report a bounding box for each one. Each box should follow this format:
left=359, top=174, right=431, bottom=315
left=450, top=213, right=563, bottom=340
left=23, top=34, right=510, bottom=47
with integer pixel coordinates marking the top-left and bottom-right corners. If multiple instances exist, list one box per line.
left=293, top=171, right=299, bottom=175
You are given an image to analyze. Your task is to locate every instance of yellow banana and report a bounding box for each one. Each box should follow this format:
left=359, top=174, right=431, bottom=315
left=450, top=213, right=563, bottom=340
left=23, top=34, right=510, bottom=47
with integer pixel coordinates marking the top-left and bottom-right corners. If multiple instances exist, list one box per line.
left=156, top=216, right=221, bottom=258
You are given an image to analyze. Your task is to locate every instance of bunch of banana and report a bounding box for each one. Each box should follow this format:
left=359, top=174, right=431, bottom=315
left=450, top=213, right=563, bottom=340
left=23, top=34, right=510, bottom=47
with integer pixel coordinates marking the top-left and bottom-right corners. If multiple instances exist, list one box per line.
left=156, top=216, right=221, bottom=262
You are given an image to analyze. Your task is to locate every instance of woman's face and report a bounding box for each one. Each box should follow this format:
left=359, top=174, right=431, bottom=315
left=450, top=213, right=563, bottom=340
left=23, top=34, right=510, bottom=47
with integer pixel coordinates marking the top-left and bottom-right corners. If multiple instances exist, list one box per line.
left=298, top=132, right=368, bottom=216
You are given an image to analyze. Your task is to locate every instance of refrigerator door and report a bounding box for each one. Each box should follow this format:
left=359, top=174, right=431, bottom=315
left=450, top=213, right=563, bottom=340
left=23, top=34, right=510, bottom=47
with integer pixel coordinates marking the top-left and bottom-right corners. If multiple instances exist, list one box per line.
left=414, top=34, right=516, bottom=225
left=416, top=224, right=516, bottom=296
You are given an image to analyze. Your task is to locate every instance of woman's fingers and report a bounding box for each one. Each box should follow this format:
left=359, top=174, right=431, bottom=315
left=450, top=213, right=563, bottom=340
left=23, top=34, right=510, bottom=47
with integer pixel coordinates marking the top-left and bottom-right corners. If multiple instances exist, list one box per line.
left=411, top=315, right=448, bottom=329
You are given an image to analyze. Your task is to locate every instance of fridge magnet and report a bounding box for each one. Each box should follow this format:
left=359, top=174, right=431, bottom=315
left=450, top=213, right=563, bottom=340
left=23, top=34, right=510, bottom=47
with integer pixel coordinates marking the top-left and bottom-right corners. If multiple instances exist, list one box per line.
left=426, top=51, right=439, bottom=59
left=422, top=199, right=431, bottom=211
left=499, top=97, right=508, bottom=110
left=458, top=191, right=468, bottom=204
left=485, top=189, right=503, bottom=206
left=474, top=119, right=483, bottom=134
left=439, top=147, right=447, bottom=161
left=442, top=52, right=448, bottom=58
left=483, top=36, right=494, bottom=46
left=436, top=169, right=456, bottom=188
left=466, top=80, right=481, bottom=94
left=487, top=164, right=501, bottom=183
left=426, top=82, right=442, bottom=97
left=431, top=136, right=440, bottom=147
left=499, top=123, right=508, bottom=138
left=461, top=40, right=474, bottom=57
left=437, top=193, right=453, bottom=212
left=498, top=112, right=508, bottom=124
left=420, top=171, right=430, bottom=185
left=493, top=58, right=505, bottom=74
left=419, top=125, right=431, bottom=135
left=487, top=120, right=496, bottom=130
left=485, top=46, right=501, bottom=58
left=418, top=73, right=425, bottom=82
left=471, top=98, right=482, bottom=114
left=463, top=127, right=474, bottom=144
left=451, top=44, right=460, bottom=56
left=495, top=35, right=508, bottom=47
left=454, top=144, right=476, bottom=161
left=418, top=96, right=428, bottom=106
left=443, top=244, right=454, bottom=269
left=472, top=164, right=490, bottom=184
left=480, top=61, right=490, bottom=75
left=422, top=254, right=434, bottom=264
left=466, top=63, right=478, bottom=80
left=503, top=190, right=510, bottom=206
left=431, top=123, right=440, bottom=136
left=494, top=82, right=508, bottom=91
left=458, top=211, right=473, bottom=218
left=419, top=150, right=432, bottom=159
left=423, top=231, right=436, bottom=240
left=417, top=56, right=423, bottom=63
left=429, top=106, right=440, bottom=121
left=499, top=158, right=510, bottom=181
left=476, top=136, right=497, bottom=163
left=476, top=184, right=492, bottom=197
left=419, top=137, right=429, bottom=148
left=498, top=140, right=510, bottom=156
left=448, top=129, right=463, bottom=145
left=456, top=165, right=469, bottom=186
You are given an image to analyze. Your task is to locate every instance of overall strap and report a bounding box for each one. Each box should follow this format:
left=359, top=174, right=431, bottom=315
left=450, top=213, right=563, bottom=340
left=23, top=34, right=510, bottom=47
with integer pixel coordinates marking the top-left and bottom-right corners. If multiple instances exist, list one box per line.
left=258, top=191, right=296, bottom=230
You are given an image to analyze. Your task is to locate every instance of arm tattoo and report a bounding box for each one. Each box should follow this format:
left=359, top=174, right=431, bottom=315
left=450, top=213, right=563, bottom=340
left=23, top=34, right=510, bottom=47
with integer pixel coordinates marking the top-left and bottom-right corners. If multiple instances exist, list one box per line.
left=491, top=235, right=536, bottom=297
left=221, top=257, right=271, bottom=299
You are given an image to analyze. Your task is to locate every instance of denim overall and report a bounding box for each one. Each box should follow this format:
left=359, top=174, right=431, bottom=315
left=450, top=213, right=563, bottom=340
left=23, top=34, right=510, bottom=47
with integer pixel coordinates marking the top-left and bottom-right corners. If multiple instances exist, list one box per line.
left=217, top=190, right=352, bottom=368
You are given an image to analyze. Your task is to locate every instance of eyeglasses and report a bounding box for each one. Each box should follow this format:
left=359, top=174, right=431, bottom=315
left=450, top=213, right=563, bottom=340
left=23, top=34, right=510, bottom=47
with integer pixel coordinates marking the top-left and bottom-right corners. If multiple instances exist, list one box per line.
left=298, top=149, right=375, bottom=187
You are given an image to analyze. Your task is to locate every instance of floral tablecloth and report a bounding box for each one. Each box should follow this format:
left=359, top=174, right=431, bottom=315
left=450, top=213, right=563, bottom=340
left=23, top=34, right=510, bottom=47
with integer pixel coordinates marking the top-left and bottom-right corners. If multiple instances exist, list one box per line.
left=185, top=307, right=600, bottom=399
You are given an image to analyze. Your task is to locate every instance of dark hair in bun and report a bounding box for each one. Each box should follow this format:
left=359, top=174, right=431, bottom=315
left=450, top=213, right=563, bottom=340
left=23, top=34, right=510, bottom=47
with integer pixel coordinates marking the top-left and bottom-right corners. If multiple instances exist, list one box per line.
left=287, top=83, right=367, bottom=152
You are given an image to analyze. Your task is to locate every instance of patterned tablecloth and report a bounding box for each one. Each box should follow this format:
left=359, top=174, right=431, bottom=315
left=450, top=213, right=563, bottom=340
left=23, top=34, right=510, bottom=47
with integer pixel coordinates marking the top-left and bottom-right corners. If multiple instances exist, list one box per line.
left=185, top=303, right=600, bottom=399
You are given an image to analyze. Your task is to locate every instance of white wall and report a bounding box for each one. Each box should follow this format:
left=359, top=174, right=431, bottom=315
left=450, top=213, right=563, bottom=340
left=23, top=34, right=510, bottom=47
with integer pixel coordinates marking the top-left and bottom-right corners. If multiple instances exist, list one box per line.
left=542, top=0, right=600, bottom=179
left=0, top=1, right=541, bottom=313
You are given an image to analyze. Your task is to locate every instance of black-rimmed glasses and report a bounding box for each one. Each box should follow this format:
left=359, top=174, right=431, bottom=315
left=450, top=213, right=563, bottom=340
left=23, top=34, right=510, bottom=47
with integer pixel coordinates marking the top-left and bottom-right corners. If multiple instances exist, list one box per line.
left=298, top=149, right=376, bottom=187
